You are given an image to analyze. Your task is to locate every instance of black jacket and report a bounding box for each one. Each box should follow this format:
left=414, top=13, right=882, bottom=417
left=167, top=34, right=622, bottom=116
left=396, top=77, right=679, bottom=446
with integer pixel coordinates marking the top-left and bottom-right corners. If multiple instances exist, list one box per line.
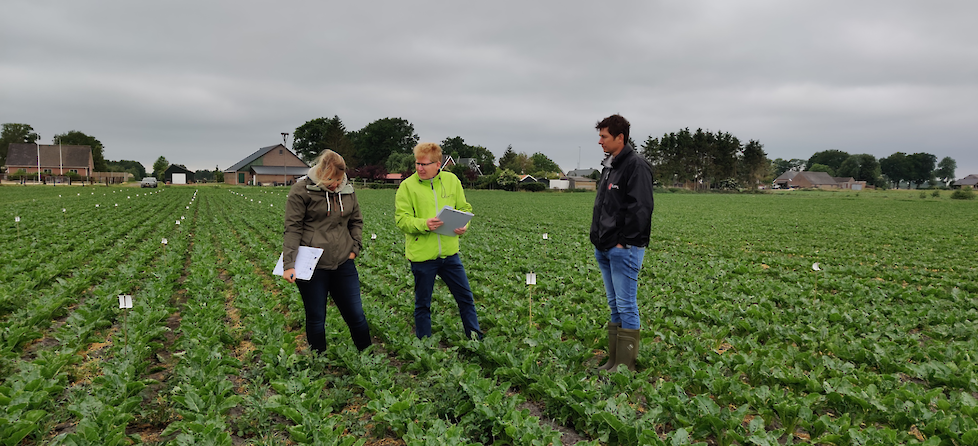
left=590, top=144, right=654, bottom=250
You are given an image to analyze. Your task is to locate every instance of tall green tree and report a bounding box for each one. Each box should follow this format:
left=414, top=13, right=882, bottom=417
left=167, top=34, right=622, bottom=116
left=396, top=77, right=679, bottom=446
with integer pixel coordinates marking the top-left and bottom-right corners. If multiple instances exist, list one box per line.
left=808, top=163, right=834, bottom=175
left=385, top=152, right=415, bottom=177
left=106, top=159, right=147, bottom=179
left=440, top=136, right=476, bottom=159
left=470, top=145, right=496, bottom=175
left=806, top=150, right=850, bottom=173
left=880, top=152, right=912, bottom=188
left=0, top=123, right=41, bottom=166
left=907, top=152, right=937, bottom=188
left=351, top=117, right=419, bottom=167
left=529, top=152, right=561, bottom=177
left=739, top=140, right=768, bottom=188
left=194, top=169, right=214, bottom=182
left=836, top=154, right=882, bottom=187
left=498, top=145, right=518, bottom=172
left=53, top=130, right=107, bottom=172
left=513, top=153, right=534, bottom=175
left=293, top=116, right=357, bottom=167
left=771, top=158, right=806, bottom=178
left=152, top=156, right=169, bottom=180
left=935, top=156, right=956, bottom=187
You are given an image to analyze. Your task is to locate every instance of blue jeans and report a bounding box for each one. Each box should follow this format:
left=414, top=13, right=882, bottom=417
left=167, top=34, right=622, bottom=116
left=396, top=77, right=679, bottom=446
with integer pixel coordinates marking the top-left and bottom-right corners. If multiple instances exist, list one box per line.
left=595, top=246, right=646, bottom=330
left=410, top=254, right=482, bottom=339
left=295, top=259, right=372, bottom=352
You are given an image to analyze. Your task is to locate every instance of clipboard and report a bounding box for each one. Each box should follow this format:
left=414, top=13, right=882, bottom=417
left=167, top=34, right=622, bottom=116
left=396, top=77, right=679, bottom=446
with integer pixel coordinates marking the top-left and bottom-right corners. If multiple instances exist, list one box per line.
left=273, top=246, right=325, bottom=280
left=434, top=206, right=474, bottom=236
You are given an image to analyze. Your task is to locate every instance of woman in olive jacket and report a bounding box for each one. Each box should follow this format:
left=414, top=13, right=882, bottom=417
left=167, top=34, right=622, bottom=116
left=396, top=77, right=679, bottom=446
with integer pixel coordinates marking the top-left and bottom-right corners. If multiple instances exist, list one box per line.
left=282, top=150, right=371, bottom=352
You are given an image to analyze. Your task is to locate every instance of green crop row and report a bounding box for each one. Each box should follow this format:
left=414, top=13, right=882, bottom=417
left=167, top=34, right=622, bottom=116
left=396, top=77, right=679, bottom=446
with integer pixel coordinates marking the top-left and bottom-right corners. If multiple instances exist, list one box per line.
left=3, top=186, right=976, bottom=445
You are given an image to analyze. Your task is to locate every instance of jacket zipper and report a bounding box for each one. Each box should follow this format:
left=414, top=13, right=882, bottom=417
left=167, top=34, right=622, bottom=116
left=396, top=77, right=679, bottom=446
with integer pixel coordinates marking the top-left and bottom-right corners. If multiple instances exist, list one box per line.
left=431, top=177, right=441, bottom=257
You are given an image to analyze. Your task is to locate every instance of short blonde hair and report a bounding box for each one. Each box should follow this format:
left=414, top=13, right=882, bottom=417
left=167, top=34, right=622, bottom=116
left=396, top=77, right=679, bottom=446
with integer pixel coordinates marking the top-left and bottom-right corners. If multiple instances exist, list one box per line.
left=313, top=149, right=346, bottom=185
left=413, top=142, right=442, bottom=163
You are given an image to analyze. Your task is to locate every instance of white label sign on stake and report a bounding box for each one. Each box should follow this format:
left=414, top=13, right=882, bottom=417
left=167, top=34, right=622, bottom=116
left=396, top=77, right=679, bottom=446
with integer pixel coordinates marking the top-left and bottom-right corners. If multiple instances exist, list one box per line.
left=542, top=233, right=548, bottom=240
left=14, top=216, right=20, bottom=223
left=371, top=234, right=377, bottom=240
left=526, top=273, right=537, bottom=285
left=118, top=294, right=133, bottom=309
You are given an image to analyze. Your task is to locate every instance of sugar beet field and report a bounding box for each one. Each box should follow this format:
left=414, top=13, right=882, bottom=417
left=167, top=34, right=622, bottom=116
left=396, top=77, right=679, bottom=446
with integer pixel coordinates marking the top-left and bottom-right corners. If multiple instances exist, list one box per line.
left=2, top=185, right=977, bottom=446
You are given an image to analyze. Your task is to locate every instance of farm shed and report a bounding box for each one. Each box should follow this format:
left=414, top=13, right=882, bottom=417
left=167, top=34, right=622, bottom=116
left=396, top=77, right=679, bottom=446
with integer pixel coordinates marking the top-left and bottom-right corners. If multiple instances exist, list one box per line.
left=224, top=144, right=309, bottom=186
left=164, top=164, right=195, bottom=184
left=5, top=143, right=94, bottom=177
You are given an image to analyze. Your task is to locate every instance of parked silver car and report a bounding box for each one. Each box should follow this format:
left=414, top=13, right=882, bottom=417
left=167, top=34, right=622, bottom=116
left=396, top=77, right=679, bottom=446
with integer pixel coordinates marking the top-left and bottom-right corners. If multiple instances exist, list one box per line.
left=140, top=177, right=158, bottom=188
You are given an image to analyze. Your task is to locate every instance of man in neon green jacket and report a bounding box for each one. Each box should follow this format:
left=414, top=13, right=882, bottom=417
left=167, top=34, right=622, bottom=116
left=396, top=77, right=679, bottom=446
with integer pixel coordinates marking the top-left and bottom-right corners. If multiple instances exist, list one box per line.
left=395, top=142, right=483, bottom=339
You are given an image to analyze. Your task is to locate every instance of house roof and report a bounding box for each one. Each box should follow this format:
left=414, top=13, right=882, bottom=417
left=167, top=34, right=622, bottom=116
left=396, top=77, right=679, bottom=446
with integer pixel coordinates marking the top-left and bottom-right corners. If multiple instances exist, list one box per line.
left=774, top=170, right=800, bottom=181
left=225, top=144, right=307, bottom=172
left=793, top=171, right=838, bottom=185
left=440, top=155, right=456, bottom=169
left=456, top=158, right=483, bottom=175
left=7, top=143, right=93, bottom=168
left=164, top=164, right=194, bottom=175
left=567, top=168, right=598, bottom=177
left=956, top=176, right=978, bottom=186
left=251, top=166, right=310, bottom=175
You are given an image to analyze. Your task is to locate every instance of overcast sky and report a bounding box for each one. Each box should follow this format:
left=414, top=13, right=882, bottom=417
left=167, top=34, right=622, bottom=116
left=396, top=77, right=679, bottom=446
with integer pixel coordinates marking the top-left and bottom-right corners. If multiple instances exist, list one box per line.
left=3, top=1, right=976, bottom=179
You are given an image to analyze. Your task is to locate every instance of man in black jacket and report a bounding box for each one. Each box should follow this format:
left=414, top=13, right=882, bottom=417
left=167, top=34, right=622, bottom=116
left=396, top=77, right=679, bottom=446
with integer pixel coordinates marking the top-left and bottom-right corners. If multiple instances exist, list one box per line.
left=591, top=114, right=654, bottom=372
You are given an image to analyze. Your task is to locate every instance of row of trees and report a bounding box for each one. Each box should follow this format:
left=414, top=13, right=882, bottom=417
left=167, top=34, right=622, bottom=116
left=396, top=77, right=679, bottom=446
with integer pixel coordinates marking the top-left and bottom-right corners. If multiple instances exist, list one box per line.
left=291, top=116, right=562, bottom=182
left=641, top=128, right=768, bottom=189
left=775, top=149, right=957, bottom=189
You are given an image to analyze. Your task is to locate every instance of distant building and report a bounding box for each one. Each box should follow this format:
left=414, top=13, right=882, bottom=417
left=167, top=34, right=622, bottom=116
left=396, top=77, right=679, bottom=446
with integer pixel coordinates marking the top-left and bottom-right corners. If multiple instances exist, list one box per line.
left=567, top=168, right=598, bottom=177
left=224, top=144, right=309, bottom=186
left=774, top=171, right=865, bottom=190
left=456, top=158, right=483, bottom=175
left=440, top=155, right=456, bottom=170
left=164, top=164, right=195, bottom=184
left=6, top=143, right=94, bottom=177
left=565, top=176, right=597, bottom=190
left=953, top=174, right=978, bottom=189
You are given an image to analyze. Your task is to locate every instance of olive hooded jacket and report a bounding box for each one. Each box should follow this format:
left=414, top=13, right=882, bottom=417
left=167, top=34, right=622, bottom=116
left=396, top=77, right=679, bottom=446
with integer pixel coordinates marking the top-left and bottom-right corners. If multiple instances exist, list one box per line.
left=394, top=170, right=472, bottom=262
left=283, top=169, right=363, bottom=271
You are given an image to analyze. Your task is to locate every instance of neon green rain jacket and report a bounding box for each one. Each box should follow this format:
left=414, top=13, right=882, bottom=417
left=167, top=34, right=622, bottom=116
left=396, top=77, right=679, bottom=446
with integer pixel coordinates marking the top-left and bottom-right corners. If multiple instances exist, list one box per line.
left=395, top=171, right=473, bottom=262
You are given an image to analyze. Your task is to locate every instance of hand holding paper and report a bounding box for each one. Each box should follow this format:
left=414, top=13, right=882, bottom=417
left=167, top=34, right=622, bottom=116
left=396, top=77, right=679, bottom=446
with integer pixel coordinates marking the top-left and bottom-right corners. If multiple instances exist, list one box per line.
left=433, top=206, right=473, bottom=236
left=273, top=246, right=325, bottom=281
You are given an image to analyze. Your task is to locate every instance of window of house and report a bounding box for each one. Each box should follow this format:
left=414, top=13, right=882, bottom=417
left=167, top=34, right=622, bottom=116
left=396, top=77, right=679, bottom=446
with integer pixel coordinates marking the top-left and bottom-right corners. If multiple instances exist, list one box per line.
left=69, top=169, right=78, bottom=174
left=279, top=149, right=283, bottom=154
left=43, top=169, right=52, bottom=173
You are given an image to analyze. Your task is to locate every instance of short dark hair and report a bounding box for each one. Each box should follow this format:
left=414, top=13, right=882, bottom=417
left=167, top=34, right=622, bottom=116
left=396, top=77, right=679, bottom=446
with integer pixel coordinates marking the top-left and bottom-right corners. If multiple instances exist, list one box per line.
left=595, top=114, right=630, bottom=144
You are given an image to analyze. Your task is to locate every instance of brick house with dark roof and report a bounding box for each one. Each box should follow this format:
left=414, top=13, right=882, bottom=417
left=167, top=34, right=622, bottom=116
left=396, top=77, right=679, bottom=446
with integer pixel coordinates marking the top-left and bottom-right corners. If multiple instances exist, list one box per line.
left=223, top=144, right=309, bottom=186
left=953, top=174, right=978, bottom=189
left=5, top=143, right=94, bottom=177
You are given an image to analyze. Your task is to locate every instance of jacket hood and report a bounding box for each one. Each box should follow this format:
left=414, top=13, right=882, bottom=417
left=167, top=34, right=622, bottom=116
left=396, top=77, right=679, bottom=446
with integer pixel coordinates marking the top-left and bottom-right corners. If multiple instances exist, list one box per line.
left=306, top=167, right=354, bottom=194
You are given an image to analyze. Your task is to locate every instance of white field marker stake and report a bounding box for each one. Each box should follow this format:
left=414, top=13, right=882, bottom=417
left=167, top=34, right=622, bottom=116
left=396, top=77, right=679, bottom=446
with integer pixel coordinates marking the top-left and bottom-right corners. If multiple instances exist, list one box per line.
left=118, top=294, right=133, bottom=348
left=526, top=272, right=537, bottom=327
left=812, top=263, right=821, bottom=299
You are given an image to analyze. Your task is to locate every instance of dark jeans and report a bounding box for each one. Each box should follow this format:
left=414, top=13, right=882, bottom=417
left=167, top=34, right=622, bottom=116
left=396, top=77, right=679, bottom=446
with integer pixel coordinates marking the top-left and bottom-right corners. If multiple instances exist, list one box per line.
left=295, top=259, right=371, bottom=352
left=410, top=253, right=482, bottom=339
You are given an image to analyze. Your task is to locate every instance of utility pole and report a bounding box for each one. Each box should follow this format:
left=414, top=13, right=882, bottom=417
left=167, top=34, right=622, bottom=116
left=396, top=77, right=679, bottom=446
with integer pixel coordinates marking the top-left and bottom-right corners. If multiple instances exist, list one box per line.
left=281, top=132, right=289, bottom=186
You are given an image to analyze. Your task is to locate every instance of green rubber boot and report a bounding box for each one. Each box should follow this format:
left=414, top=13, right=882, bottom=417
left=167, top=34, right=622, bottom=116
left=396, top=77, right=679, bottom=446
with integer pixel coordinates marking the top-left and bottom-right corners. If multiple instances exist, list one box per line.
left=615, top=328, right=641, bottom=372
left=596, top=322, right=620, bottom=371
